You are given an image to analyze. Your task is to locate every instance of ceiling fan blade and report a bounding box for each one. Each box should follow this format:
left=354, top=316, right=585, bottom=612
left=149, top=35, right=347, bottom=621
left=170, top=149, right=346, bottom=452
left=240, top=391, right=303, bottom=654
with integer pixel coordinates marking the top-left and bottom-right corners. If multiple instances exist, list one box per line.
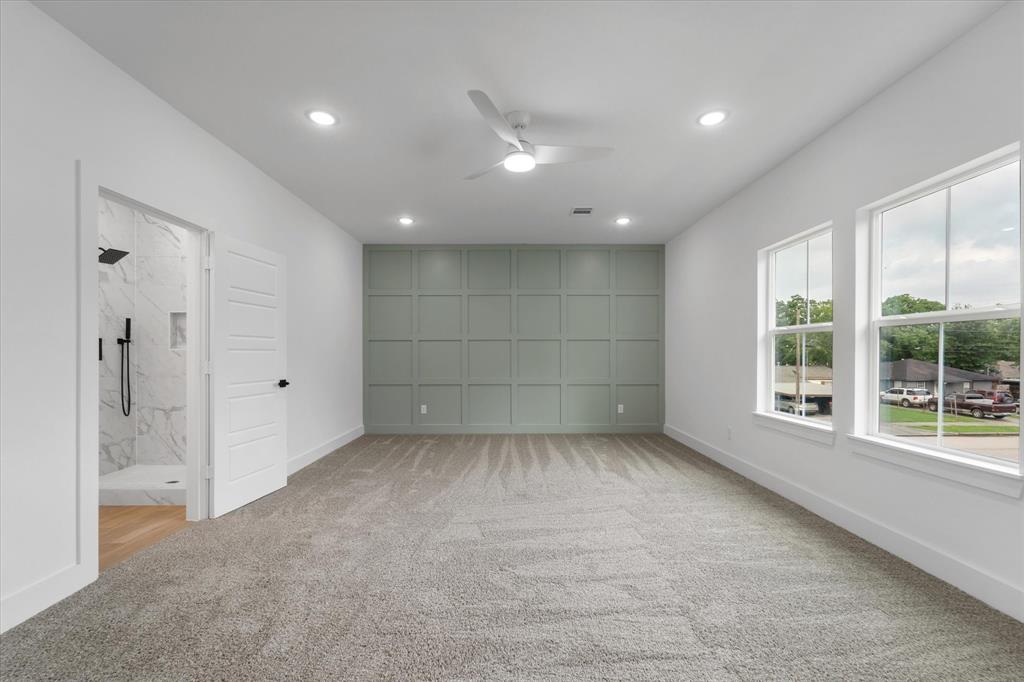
left=463, top=160, right=503, bottom=180
left=467, top=90, right=522, bottom=151
left=533, top=144, right=613, bottom=165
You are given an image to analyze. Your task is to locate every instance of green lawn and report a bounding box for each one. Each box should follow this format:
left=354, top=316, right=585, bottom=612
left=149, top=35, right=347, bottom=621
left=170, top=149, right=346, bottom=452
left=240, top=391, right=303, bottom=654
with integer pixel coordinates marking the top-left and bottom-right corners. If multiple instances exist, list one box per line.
left=879, top=404, right=1018, bottom=434
left=880, top=401, right=1015, bottom=432
left=910, top=424, right=1019, bottom=434
left=879, top=404, right=983, bottom=425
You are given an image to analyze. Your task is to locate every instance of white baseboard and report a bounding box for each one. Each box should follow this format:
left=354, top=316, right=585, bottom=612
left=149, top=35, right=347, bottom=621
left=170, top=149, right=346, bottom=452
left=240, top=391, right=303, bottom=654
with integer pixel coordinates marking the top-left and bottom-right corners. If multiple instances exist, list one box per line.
left=287, top=425, right=364, bottom=476
left=1, top=561, right=96, bottom=633
left=663, top=424, right=1024, bottom=623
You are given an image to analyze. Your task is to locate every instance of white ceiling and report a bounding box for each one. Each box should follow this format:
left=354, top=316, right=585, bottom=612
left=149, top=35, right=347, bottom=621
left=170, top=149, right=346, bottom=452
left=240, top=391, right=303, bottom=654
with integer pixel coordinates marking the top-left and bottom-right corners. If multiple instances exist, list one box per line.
left=36, top=0, right=1002, bottom=244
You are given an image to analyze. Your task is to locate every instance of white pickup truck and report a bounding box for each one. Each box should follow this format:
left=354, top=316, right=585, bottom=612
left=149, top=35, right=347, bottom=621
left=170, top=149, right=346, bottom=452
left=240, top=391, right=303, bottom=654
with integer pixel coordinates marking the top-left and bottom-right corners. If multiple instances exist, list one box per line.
left=879, top=387, right=931, bottom=408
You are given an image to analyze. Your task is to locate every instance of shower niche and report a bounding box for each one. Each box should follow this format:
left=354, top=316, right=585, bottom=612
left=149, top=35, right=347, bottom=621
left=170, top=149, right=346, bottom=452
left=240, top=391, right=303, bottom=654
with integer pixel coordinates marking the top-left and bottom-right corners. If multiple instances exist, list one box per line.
left=169, top=311, right=187, bottom=350
left=98, top=197, right=193, bottom=505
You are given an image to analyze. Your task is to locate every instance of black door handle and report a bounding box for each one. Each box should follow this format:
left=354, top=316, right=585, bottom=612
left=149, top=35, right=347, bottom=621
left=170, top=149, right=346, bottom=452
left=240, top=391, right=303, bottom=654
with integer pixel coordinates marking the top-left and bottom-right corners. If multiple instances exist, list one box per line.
left=278, top=379, right=290, bottom=388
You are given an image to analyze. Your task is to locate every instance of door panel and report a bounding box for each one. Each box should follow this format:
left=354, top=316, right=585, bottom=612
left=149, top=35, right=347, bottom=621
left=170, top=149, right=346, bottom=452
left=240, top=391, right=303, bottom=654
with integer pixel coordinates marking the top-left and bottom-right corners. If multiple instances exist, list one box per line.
left=212, top=236, right=287, bottom=516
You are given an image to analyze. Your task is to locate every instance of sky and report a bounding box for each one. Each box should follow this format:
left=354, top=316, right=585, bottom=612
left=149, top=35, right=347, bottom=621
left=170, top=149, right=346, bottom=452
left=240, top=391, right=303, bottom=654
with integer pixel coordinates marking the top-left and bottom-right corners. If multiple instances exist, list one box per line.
left=881, top=161, right=1020, bottom=310
left=775, top=231, right=832, bottom=321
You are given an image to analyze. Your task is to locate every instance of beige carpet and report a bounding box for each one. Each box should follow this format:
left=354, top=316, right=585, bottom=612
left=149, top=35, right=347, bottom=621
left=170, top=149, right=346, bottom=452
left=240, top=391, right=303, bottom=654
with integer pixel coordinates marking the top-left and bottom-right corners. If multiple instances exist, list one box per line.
left=2, top=434, right=1022, bottom=680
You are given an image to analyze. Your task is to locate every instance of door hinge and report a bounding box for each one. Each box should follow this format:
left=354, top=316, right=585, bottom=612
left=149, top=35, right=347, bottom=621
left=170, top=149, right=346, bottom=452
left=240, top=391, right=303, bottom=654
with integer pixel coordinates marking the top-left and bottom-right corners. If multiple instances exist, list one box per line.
left=204, top=466, right=214, bottom=480
left=203, top=255, right=214, bottom=271
left=203, top=361, right=213, bottom=375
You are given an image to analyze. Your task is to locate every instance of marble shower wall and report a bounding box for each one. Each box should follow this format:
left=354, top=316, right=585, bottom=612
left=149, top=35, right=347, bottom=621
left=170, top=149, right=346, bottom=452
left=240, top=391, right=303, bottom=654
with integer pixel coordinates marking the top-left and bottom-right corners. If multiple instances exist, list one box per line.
left=135, top=212, right=188, bottom=466
left=98, top=198, right=137, bottom=475
left=98, top=199, right=189, bottom=474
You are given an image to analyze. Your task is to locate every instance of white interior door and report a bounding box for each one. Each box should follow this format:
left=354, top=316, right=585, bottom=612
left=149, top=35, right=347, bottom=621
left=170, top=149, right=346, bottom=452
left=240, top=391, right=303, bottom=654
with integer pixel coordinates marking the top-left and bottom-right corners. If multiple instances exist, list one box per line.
left=211, top=235, right=287, bottom=517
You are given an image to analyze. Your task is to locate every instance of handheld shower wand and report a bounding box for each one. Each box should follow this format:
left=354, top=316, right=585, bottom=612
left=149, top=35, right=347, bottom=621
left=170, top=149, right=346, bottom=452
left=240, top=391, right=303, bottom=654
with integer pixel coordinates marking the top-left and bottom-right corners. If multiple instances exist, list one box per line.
left=117, top=317, right=132, bottom=416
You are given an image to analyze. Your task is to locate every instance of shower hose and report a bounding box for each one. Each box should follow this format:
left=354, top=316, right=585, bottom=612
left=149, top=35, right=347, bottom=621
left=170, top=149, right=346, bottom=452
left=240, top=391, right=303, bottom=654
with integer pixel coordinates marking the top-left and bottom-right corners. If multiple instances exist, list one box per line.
left=120, top=336, right=131, bottom=417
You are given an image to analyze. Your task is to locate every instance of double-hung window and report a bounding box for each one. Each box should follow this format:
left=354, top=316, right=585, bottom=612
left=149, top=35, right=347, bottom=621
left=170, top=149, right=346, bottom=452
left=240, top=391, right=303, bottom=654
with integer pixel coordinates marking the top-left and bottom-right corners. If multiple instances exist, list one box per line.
left=765, top=225, right=834, bottom=424
left=870, top=153, right=1021, bottom=471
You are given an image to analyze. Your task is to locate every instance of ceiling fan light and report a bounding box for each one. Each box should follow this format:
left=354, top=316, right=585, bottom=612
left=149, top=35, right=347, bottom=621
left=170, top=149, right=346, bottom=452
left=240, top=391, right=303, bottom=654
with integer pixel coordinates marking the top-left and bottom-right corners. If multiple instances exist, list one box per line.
left=503, top=150, right=536, bottom=173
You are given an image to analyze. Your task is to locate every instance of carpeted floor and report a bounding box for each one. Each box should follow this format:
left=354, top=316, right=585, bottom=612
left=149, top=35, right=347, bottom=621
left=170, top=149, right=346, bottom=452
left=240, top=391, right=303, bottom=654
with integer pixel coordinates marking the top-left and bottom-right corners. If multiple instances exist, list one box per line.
left=2, top=434, right=1022, bottom=680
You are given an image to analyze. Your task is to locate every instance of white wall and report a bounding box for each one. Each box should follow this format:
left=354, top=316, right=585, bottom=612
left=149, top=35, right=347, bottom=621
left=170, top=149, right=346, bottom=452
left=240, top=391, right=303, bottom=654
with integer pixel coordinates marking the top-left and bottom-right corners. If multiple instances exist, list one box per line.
left=665, top=3, right=1023, bottom=620
left=0, top=1, right=363, bottom=631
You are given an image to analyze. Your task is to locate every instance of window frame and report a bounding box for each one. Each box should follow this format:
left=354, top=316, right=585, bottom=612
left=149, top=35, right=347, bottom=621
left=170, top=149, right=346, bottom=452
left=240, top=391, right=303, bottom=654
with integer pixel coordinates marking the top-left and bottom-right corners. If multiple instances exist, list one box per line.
left=866, top=149, right=1022, bottom=474
left=758, top=221, right=835, bottom=431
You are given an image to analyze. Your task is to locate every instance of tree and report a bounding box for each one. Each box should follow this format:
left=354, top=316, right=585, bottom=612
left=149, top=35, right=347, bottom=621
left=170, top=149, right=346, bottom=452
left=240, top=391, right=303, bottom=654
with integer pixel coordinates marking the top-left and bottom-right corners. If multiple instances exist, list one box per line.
left=944, top=318, right=1019, bottom=374
left=774, top=295, right=833, bottom=368
left=774, top=332, right=833, bottom=367
left=878, top=295, right=1019, bottom=376
left=775, top=293, right=1021, bottom=378
left=880, top=323, right=938, bottom=364
left=775, top=295, right=832, bottom=327
left=881, top=294, right=945, bottom=316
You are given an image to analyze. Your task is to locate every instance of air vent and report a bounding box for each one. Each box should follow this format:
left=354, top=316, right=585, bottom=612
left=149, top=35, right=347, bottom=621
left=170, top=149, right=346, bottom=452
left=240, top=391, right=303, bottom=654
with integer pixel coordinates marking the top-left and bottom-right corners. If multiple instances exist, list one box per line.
left=570, top=207, right=593, bottom=215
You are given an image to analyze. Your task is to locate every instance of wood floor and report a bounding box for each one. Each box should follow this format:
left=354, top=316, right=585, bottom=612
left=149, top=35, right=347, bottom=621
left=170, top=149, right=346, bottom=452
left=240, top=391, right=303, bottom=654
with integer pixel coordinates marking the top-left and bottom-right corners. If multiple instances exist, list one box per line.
left=99, top=506, right=189, bottom=571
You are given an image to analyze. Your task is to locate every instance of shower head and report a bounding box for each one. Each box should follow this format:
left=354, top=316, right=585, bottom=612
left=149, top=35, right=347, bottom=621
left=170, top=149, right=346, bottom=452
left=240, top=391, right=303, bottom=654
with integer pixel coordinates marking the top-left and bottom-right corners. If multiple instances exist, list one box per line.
left=98, top=247, right=129, bottom=264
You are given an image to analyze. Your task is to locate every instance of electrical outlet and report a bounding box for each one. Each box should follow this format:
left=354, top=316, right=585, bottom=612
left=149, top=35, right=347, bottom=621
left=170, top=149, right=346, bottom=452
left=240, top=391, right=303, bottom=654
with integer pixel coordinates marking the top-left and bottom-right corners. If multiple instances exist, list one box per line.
left=617, top=404, right=624, bottom=414
left=420, top=404, right=427, bottom=415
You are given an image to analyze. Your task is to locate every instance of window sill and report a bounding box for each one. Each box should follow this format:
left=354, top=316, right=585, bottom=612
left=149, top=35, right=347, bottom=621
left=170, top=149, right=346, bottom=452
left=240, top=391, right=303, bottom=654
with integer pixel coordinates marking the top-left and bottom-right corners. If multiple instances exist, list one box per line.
left=752, top=411, right=836, bottom=446
left=847, top=434, right=1023, bottom=498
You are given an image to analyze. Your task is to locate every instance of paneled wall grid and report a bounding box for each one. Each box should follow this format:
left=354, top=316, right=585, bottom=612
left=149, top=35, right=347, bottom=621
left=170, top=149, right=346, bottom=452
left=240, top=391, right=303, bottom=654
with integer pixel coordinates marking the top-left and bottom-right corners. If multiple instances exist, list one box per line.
left=364, top=246, right=664, bottom=433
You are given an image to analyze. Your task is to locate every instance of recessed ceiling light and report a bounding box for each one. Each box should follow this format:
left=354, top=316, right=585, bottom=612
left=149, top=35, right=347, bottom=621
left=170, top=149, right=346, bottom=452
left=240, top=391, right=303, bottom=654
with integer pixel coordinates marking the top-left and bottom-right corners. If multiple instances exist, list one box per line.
left=398, top=216, right=414, bottom=226
left=615, top=217, right=632, bottom=226
left=307, top=110, right=337, bottom=126
left=503, top=150, right=536, bottom=173
left=698, top=110, right=728, bottom=127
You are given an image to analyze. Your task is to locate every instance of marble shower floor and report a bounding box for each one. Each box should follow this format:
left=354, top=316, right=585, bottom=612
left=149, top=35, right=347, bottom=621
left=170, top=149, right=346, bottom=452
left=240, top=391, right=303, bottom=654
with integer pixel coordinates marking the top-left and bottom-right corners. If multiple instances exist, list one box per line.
left=99, top=464, right=186, bottom=505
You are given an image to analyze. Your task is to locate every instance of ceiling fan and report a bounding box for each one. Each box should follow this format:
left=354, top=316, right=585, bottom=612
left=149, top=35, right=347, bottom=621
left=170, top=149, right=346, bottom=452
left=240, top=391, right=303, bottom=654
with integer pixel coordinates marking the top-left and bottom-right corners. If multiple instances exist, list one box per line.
left=464, top=90, right=613, bottom=180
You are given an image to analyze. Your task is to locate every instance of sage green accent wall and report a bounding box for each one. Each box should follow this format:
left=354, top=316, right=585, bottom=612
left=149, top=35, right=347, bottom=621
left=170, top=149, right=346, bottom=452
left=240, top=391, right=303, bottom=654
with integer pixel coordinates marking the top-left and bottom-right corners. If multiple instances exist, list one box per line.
left=364, top=245, right=664, bottom=433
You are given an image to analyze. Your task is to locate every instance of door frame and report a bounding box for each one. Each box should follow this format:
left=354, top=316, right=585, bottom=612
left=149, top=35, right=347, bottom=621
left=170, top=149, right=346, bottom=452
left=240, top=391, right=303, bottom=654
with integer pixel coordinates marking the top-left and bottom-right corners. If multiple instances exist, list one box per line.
left=80, top=164, right=214, bottom=538
left=1, top=161, right=218, bottom=632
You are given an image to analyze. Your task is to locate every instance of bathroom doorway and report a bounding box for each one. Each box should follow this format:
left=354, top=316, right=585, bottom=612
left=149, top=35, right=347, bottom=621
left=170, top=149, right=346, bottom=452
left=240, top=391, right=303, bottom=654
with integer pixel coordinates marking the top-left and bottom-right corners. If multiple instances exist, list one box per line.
left=96, top=192, right=210, bottom=567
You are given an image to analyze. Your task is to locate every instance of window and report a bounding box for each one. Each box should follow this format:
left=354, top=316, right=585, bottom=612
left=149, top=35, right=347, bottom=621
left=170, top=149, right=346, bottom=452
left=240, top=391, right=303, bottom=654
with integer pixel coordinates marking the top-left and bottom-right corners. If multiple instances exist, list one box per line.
left=871, top=155, right=1021, bottom=471
left=764, top=225, right=834, bottom=424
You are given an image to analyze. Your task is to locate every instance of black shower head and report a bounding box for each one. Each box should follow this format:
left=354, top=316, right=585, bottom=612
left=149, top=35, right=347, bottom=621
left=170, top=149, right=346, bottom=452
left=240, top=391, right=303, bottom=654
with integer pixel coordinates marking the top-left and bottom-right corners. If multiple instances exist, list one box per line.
left=98, top=247, right=129, bottom=264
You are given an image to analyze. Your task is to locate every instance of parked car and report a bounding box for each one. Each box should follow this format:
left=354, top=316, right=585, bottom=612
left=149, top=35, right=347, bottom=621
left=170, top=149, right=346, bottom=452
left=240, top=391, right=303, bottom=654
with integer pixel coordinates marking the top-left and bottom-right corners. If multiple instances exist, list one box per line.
left=926, top=393, right=1017, bottom=419
left=879, top=387, right=932, bottom=408
left=972, top=390, right=1018, bottom=409
left=775, top=395, right=820, bottom=416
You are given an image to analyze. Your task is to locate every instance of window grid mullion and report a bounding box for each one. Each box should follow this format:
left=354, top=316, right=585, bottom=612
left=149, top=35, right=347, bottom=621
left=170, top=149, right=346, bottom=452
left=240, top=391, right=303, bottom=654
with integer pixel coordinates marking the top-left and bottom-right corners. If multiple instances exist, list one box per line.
left=876, top=306, right=1020, bottom=327
left=805, top=235, right=810, bottom=325
left=944, top=187, right=952, bottom=311
left=770, top=323, right=833, bottom=337
left=937, top=321, right=945, bottom=448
